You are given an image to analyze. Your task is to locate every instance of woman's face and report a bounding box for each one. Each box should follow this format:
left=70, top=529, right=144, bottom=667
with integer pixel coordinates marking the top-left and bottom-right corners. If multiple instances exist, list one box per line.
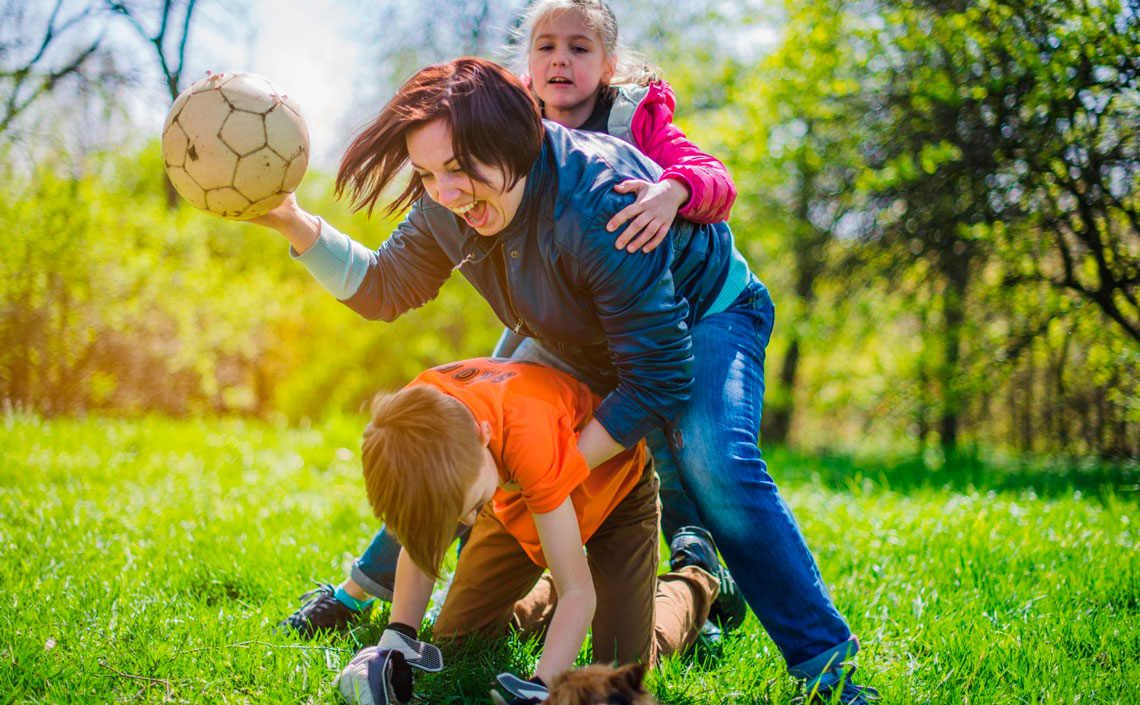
left=406, top=119, right=527, bottom=237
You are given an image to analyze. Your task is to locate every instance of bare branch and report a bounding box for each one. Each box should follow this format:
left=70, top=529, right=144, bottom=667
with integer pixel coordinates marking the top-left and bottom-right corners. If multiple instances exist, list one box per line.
left=0, top=1, right=108, bottom=138
left=0, top=37, right=101, bottom=134
left=106, top=0, right=200, bottom=100
left=174, top=0, right=198, bottom=96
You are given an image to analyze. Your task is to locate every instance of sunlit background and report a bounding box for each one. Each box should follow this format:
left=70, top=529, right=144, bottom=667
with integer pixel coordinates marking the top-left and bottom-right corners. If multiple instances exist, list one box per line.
left=3, top=3, right=1139, bottom=703
left=1, top=0, right=1137, bottom=460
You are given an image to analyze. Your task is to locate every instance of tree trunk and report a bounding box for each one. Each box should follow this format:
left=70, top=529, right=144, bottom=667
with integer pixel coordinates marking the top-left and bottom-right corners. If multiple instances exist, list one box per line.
left=938, top=246, right=970, bottom=454
left=764, top=135, right=826, bottom=445
left=765, top=337, right=800, bottom=444
left=1022, top=337, right=1034, bottom=451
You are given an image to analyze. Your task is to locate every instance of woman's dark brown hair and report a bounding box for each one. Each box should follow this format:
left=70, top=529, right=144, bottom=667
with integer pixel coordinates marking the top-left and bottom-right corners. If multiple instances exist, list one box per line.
left=336, top=57, right=544, bottom=216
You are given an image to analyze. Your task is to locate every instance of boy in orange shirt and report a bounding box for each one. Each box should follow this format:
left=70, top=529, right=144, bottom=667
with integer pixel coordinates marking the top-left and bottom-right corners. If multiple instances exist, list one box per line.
left=334, top=358, right=730, bottom=705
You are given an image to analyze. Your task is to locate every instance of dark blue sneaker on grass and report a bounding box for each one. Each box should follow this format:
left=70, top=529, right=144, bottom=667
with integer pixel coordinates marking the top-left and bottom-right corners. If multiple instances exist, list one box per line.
left=791, top=639, right=880, bottom=705
left=796, top=668, right=880, bottom=705
left=277, top=583, right=372, bottom=638
left=669, top=526, right=749, bottom=632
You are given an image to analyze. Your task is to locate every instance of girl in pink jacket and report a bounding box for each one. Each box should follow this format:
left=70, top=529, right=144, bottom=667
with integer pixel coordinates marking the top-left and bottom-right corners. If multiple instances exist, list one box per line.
left=518, top=0, right=738, bottom=253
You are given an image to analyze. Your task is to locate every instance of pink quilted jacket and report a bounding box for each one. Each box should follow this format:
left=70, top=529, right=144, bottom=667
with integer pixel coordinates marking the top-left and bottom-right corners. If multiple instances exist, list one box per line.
left=627, top=80, right=737, bottom=223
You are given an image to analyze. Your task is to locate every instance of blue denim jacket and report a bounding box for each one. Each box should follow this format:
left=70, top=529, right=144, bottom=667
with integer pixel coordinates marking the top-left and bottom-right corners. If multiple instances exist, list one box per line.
left=306, top=121, right=748, bottom=447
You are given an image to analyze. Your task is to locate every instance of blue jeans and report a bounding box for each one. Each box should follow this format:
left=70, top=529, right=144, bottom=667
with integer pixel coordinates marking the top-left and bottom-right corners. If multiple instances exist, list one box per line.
left=351, top=278, right=856, bottom=670
left=351, top=523, right=470, bottom=601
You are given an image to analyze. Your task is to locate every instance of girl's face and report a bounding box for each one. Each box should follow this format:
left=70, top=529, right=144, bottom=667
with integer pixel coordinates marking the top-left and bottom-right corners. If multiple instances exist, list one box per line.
left=527, top=10, right=615, bottom=126
left=406, top=118, right=527, bottom=237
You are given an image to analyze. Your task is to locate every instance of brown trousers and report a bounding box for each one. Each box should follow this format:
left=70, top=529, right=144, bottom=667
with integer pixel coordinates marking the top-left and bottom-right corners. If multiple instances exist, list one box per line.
left=433, top=462, right=719, bottom=665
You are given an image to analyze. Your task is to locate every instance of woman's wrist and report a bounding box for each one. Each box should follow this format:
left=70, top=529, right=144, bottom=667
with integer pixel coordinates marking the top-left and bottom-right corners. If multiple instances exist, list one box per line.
left=278, top=209, right=322, bottom=255
left=249, top=195, right=321, bottom=253
left=577, top=418, right=624, bottom=469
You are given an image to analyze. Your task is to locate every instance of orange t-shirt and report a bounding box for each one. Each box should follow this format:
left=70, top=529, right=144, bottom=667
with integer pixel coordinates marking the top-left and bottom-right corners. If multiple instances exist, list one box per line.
left=408, top=358, right=647, bottom=568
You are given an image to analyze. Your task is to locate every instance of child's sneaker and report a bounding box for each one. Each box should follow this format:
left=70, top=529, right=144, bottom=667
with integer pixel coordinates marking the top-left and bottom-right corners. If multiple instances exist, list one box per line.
left=668, top=526, right=749, bottom=632
left=277, top=584, right=372, bottom=638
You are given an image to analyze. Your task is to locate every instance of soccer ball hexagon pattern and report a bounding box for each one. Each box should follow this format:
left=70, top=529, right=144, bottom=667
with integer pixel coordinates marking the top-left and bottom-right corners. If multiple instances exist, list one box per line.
left=162, top=71, right=309, bottom=220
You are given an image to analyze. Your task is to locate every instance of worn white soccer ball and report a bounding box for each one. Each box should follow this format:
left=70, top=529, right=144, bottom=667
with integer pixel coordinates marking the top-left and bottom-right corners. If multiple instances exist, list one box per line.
left=162, top=71, right=309, bottom=220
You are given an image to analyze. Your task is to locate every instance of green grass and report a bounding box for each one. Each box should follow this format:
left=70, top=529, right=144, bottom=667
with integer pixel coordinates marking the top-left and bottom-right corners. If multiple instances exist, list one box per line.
left=1, top=413, right=1137, bottom=704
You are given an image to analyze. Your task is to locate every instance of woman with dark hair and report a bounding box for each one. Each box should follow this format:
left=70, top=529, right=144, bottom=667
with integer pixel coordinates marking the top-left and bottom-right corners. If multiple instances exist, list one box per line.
left=255, top=58, right=875, bottom=705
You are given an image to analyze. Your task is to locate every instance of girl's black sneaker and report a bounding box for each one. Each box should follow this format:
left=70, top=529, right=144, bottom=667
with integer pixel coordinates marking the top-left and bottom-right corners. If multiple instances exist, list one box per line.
left=277, top=583, right=372, bottom=638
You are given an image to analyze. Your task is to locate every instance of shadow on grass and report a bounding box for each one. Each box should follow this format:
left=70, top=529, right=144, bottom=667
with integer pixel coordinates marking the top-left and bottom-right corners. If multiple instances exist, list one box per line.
left=355, top=623, right=733, bottom=704
left=409, top=628, right=541, bottom=705
left=185, top=567, right=271, bottom=606
left=766, top=444, right=1140, bottom=501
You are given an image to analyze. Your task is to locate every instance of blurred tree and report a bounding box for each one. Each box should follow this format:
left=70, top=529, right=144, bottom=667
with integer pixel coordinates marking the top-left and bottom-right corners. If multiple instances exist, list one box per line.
left=850, top=1, right=997, bottom=453
left=0, top=144, right=502, bottom=418
left=106, top=0, right=204, bottom=207
left=837, top=0, right=1138, bottom=452
left=717, top=0, right=1138, bottom=456
left=725, top=0, right=866, bottom=444
left=0, top=0, right=109, bottom=139
left=106, top=0, right=199, bottom=101
left=987, top=0, right=1140, bottom=343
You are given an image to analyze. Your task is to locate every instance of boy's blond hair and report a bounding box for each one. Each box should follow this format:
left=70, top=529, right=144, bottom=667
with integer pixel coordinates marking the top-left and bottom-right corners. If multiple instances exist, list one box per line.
left=361, top=385, right=484, bottom=579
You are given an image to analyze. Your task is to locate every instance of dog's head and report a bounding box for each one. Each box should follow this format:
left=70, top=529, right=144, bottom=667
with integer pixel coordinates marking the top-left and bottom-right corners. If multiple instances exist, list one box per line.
left=545, top=663, right=658, bottom=705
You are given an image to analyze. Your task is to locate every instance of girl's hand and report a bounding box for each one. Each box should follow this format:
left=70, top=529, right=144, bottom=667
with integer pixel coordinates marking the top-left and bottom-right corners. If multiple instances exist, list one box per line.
left=606, top=178, right=690, bottom=253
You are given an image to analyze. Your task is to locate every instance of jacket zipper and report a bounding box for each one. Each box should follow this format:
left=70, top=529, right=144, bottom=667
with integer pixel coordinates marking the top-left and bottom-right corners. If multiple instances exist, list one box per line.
left=497, top=241, right=531, bottom=335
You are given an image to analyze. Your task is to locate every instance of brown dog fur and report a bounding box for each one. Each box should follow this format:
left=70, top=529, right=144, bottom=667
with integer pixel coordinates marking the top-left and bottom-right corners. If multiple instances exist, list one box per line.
left=545, top=663, right=660, bottom=705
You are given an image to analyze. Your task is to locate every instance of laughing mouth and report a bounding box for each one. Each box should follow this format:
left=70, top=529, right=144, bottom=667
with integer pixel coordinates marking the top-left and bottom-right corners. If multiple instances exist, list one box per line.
left=453, top=200, right=489, bottom=229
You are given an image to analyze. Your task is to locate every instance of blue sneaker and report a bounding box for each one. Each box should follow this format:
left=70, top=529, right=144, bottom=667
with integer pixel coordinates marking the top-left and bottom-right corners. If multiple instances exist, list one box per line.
left=798, top=667, right=880, bottom=704
left=792, top=641, right=880, bottom=705
left=668, top=526, right=748, bottom=632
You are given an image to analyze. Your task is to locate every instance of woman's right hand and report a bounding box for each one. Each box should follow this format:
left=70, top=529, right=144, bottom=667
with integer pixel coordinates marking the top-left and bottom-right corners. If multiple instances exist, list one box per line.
left=248, top=193, right=322, bottom=254
left=248, top=192, right=300, bottom=229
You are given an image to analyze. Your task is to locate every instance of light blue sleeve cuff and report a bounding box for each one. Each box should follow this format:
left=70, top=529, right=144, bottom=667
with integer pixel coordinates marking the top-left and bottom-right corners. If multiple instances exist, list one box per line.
left=289, top=218, right=372, bottom=301
left=703, top=245, right=751, bottom=318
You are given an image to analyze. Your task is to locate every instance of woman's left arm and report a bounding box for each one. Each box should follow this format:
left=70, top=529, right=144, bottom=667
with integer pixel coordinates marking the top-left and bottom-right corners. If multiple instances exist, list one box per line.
left=577, top=219, right=695, bottom=449
left=576, top=417, right=625, bottom=469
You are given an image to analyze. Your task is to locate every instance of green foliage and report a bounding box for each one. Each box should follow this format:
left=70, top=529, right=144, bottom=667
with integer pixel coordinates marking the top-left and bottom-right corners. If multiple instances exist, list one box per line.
left=690, top=0, right=1140, bottom=457
left=2, top=414, right=1138, bottom=703
left=1, top=0, right=1137, bottom=460
left=0, top=143, right=500, bottom=420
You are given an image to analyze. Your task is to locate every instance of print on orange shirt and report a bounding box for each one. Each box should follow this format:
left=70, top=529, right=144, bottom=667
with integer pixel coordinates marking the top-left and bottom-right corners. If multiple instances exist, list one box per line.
left=408, top=358, right=647, bottom=567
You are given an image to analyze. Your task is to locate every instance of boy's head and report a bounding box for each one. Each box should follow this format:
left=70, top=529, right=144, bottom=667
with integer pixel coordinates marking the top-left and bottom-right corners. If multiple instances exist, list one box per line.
left=361, top=385, right=494, bottom=579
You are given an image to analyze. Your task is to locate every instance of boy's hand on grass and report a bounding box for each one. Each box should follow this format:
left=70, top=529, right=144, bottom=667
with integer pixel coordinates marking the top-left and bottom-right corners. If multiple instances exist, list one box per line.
left=335, top=646, right=413, bottom=705
left=374, top=628, right=444, bottom=671
left=489, top=672, right=548, bottom=705
left=334, top=628, right=443, bottom=705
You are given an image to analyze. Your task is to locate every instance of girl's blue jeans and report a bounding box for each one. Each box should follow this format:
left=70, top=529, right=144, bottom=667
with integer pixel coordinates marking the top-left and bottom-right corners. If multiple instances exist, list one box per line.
left=348, top=278, right=857, bottom=670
